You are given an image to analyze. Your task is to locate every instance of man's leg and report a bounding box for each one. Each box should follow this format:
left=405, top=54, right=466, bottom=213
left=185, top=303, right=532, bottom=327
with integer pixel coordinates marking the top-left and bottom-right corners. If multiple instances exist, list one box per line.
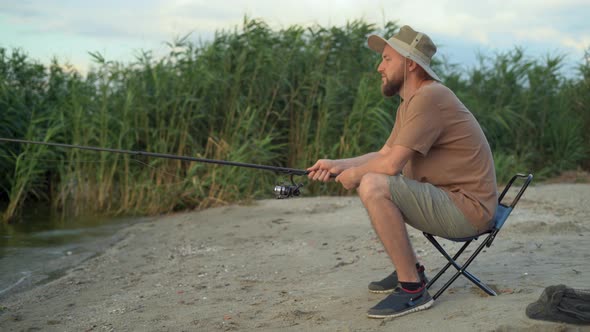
left=358, top=173, right=434, bottom=319
left=357, top=173, right=419, bottom=283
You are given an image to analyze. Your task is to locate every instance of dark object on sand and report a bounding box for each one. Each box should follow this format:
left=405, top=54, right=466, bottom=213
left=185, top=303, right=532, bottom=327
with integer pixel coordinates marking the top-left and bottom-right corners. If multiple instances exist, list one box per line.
left=526, top=284, right=590, bottom=325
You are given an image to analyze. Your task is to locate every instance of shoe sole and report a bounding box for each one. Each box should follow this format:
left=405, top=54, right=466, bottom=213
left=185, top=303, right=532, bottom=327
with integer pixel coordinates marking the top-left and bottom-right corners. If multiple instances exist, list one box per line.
left=368, top=288, right=395, bottom=294
left=366, top=298, right=434, bottom=319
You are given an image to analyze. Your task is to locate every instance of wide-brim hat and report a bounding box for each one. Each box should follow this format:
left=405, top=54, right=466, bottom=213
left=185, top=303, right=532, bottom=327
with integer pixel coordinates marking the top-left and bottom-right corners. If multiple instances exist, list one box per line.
left=367, top=25, right=441, bottom=81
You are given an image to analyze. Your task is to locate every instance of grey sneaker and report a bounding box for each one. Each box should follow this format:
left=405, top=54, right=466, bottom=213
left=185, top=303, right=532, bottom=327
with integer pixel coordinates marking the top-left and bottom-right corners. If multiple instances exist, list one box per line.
left=367, top=286, right=434, bottom=319
left=368, top=264, right=428, bottom=294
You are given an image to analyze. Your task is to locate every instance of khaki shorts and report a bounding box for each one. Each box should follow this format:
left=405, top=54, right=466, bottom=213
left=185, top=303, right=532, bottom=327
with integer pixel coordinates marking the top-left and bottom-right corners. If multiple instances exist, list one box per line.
left=388, top=175, right=479, bottom=239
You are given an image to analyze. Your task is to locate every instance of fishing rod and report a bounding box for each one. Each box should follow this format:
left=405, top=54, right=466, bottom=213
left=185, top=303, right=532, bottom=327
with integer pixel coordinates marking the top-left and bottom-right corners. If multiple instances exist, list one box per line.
left=0, top=138, right=335, bottom=199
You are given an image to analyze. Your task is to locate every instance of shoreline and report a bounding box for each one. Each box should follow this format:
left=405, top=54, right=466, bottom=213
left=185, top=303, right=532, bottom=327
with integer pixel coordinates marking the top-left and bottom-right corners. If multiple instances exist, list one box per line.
left=0, top=217, right=151, bottom=300
left=0, top=229, right=127, bottom=300
left=1, top=183, right=589, bottom=331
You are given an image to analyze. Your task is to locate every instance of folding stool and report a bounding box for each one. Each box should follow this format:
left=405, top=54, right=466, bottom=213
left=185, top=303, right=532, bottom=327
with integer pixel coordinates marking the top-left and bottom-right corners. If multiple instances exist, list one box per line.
left=424, top=173, right=534, bottom=300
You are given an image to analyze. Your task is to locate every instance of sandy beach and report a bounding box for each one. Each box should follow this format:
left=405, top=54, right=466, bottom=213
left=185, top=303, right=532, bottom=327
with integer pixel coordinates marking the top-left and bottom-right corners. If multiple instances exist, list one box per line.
left=1, top=182, right=589, bottom=331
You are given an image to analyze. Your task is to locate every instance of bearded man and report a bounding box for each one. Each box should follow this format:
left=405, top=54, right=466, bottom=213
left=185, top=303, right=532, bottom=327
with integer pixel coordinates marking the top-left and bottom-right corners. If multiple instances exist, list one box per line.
left=307, top=25, right=497, bottom=319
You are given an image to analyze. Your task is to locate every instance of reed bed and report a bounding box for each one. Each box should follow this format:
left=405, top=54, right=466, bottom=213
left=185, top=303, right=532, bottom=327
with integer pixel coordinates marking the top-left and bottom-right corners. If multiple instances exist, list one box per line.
left=1, top=19, right=588, bottom=222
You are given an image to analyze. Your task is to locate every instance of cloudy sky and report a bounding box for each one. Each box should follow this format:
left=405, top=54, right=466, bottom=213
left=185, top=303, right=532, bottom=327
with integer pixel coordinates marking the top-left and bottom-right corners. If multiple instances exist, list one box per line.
left=1, top=0, right=589, bottom=74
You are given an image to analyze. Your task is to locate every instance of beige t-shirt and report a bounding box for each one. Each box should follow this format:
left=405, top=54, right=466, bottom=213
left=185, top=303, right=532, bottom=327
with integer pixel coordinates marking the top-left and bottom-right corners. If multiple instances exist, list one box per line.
left=386, top=82, right=497, bottom=230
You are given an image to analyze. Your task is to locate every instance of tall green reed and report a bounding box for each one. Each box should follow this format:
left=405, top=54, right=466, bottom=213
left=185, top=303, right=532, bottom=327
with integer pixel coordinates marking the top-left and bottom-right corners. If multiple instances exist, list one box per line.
left=441, top=48, right=589, bottom=183
left=0, top=19, right=589, bottom=222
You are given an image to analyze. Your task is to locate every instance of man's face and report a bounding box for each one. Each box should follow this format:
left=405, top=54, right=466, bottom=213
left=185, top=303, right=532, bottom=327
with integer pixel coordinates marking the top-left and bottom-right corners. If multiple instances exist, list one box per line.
left=377, top=45, right=405, bottom=97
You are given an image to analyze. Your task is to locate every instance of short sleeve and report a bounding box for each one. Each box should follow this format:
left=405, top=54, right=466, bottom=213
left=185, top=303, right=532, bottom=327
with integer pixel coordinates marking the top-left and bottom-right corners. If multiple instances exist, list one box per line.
left=391, top=93, right=442, bottom=156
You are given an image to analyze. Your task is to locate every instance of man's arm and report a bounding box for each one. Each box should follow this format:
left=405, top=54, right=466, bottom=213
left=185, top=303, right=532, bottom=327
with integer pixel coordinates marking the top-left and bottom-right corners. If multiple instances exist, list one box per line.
left=333, top=152, right=382, bottom=169
left=307, top=152, right=381, bottom=182
left=334, top=144, right=416, bottom=190
left=356, top=144, right=415, bottom=176
left=307, top=143, right=415, bottom=184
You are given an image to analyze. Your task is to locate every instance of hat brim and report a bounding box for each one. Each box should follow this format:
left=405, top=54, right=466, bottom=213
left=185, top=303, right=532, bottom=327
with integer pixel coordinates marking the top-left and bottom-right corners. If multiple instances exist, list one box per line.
left=367, top=34, right=441, bottom=82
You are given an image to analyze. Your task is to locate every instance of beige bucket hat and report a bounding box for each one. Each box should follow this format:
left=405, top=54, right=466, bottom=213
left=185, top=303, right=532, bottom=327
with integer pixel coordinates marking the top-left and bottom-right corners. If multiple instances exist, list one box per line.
left=368, top=25, right=441, bottom=81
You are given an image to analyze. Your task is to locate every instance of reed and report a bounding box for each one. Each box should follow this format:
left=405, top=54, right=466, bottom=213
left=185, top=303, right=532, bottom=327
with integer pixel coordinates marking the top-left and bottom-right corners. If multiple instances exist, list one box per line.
left=0, top=19, right=588, bottom=222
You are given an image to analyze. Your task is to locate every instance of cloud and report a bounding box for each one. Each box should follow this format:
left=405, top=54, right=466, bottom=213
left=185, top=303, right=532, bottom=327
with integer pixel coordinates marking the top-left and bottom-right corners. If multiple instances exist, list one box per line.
left=389, top=0, right=590, bottom=54
left=0, top=2, right=44, bottom=18
left=514, top=27, right=590, bottom=52
left=3, top=0, right=588, bottom=46
left=562, top=36, right=590, bottom=52
left=1, top=0, right=165, bottom=40
left=1, top=0, right=588, bottom=67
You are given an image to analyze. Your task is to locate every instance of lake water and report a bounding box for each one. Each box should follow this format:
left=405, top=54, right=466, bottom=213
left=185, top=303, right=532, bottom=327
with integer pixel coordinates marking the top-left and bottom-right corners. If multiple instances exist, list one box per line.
left=0, top=205, right=148, bottom=299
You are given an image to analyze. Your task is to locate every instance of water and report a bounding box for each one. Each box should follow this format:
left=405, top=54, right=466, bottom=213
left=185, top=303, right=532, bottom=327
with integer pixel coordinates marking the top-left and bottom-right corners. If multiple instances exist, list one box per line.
left=0, top=205, right=148, bottom=298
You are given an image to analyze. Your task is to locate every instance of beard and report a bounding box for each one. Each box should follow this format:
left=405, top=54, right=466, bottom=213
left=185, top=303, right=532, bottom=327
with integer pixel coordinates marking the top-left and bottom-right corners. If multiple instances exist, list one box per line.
left=381, top=74, right=403, bottom=97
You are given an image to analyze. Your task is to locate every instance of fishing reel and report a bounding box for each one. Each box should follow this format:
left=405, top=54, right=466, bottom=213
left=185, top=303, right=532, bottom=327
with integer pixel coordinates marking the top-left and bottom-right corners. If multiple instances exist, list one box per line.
left=274, top=174, right=304, bottom=199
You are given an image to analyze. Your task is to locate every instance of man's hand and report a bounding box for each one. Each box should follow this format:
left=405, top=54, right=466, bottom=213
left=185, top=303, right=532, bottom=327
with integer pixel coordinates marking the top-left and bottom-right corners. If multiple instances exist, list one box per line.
left=307, top=159, right=342, bottom=182
left=335, top=167, right=362, bottom=190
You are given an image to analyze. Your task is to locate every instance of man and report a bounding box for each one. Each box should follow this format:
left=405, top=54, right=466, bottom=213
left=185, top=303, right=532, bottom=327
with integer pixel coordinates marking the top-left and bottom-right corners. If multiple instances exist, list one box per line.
left=307, top=25, right=497, bottom=319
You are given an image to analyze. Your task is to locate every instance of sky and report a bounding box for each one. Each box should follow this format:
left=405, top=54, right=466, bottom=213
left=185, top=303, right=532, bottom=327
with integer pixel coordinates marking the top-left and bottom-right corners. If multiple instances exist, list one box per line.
left=1, top=0, right=590, bottom=75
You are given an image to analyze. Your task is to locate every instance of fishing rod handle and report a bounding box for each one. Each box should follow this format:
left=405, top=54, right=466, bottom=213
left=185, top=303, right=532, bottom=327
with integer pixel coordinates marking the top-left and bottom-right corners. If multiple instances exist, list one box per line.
left=303, top=170, right=338, bottom=178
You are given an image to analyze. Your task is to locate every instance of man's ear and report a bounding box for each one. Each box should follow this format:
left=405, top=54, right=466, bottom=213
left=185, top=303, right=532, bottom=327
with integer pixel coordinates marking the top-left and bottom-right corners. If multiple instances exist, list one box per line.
left=407, top=58, right=419, bottom=72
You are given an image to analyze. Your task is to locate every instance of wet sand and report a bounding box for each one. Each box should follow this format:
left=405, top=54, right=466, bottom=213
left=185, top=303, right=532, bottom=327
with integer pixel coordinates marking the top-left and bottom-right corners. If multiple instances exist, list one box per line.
left=1, top=183, right=589, bottom=331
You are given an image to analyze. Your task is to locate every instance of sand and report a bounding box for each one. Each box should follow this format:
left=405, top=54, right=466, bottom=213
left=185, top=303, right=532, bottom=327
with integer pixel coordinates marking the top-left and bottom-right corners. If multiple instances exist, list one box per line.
left=1, top=183, right=589, bottom=331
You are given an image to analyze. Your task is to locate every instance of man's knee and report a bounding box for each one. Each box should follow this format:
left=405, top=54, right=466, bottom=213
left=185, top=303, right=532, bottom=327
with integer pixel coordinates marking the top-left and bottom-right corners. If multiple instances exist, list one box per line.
left=357, top=173, right=390, bottom=203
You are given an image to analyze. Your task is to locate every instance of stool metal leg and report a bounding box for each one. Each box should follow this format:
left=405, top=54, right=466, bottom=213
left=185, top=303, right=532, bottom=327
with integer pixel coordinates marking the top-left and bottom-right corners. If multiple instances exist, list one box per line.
left=424, top=233, right=471, bottom=289
left=424, top=232, right=497, bottom=300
